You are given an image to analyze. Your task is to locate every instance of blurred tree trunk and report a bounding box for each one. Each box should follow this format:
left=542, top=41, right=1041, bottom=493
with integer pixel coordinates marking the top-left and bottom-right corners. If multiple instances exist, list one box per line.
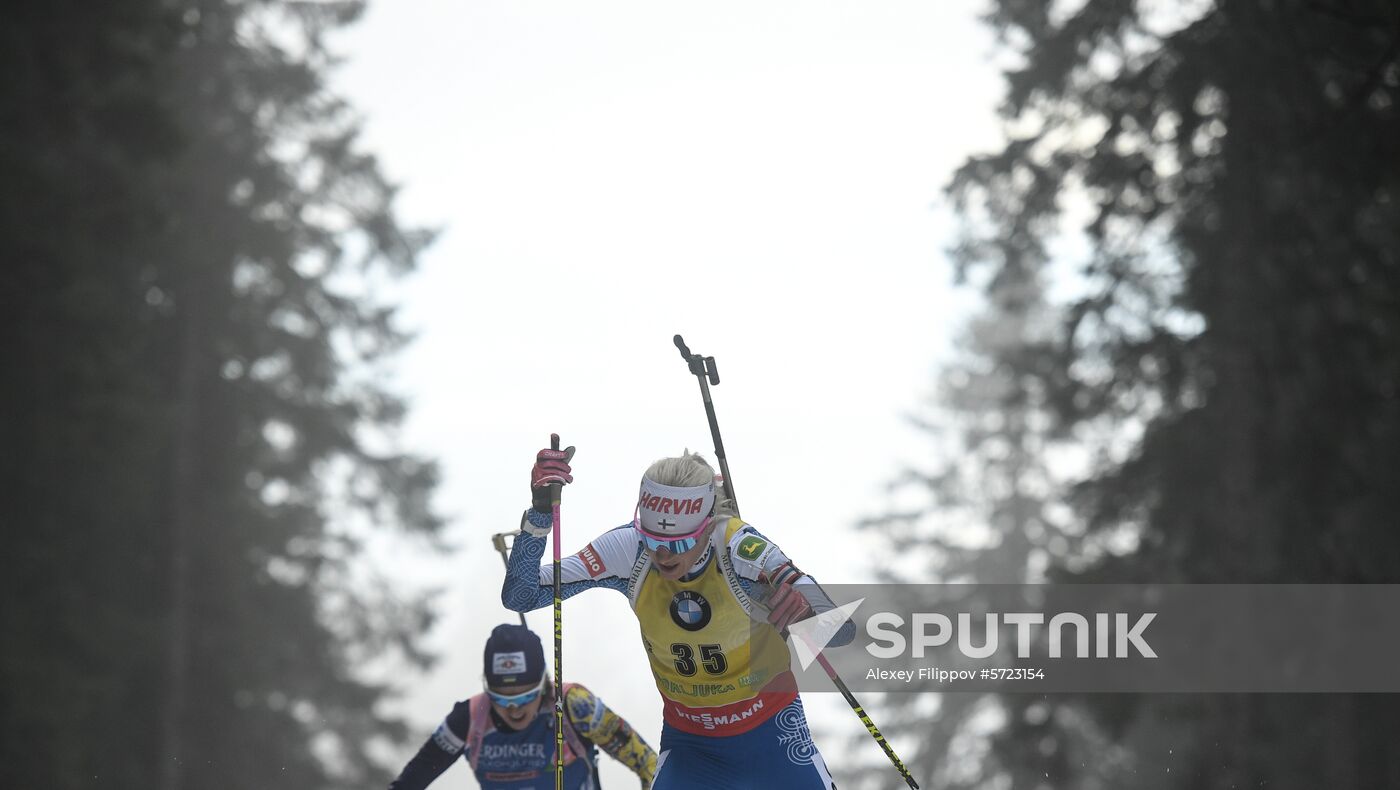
left=159, top=262, right=201, bottom=790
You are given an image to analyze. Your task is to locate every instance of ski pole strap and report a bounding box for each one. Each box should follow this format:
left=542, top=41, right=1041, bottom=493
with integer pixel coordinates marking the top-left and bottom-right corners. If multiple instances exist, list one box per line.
left=766, top=561, right=802, bottom=588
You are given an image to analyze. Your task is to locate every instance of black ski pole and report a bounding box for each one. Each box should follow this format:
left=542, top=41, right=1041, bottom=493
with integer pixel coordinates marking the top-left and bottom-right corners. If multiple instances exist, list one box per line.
left=671, top=335, right=920, bottom=790
left=672, top=335, right=738, bottom=508
left=491, top=532, right=528, bottom=627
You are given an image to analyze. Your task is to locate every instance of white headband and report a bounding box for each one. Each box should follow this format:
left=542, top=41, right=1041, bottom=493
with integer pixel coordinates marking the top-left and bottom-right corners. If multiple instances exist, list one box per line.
left=635, top=476, right=715, bottom=538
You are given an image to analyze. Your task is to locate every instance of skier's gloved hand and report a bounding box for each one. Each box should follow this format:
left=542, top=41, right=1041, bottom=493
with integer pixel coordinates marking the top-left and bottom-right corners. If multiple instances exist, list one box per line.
left=530, top=435, right=575, bottom=513
left=766, top=579, right=813, bottom=631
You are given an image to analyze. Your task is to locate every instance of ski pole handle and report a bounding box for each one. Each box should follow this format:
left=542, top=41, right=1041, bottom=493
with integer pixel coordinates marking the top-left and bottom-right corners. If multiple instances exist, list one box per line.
left=674, top=334, right=702, bottom=378
left=548, top=434, right=563, bottom=506
left=674, top=334, right=719, bottom=384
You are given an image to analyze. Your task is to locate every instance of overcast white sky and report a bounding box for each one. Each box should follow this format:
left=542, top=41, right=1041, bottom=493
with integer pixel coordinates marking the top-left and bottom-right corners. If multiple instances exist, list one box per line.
left=332, top=1, right=1002, bottom=784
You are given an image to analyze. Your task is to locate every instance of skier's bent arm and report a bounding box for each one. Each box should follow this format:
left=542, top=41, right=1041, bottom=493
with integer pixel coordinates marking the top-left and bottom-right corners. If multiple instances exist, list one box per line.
left=501, top=511, right=632, bottom=612
left=726, top=522, right=857, bottom=647
left=564, top=685, right=658, bottom=785
left=386, top=704, right=470, bottom=789
left=792, top=575, right=857, bottom=647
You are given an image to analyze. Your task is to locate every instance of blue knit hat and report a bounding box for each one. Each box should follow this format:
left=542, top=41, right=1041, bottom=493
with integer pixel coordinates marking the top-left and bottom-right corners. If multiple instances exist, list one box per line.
left=483, top=624, right=544, bottom=688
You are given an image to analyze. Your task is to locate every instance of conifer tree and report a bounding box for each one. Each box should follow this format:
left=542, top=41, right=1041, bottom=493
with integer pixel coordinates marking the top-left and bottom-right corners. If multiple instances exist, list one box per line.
left=0, top=3, right=442, bottom=787
left=898, top=1, right=1400, bottom=788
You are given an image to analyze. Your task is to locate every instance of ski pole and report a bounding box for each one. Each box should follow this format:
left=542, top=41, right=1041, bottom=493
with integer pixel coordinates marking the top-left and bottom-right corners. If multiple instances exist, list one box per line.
left=490, top=532, right=527, bottom=627
left=671, top=336, right=921, bottom=790
left=672, top=335, right=738, bottom=508
left=548, top=433, right=566, bottom=790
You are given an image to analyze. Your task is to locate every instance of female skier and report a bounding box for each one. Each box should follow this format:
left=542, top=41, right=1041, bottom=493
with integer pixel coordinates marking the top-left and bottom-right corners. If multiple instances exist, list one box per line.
left=388, top=623, right=657, bottom=789
left=502, top=445, right=853, bottom=789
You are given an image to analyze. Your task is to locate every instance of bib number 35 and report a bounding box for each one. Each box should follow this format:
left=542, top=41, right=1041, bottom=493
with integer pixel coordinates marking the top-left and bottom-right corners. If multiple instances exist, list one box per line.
left=670, top=643, right=727, bottom=677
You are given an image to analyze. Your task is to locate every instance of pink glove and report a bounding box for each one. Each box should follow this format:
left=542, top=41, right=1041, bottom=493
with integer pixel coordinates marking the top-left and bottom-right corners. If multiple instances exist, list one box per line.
left=530, top=434, right=575, bottom=511
left=766, top=580, right=813, bottom=631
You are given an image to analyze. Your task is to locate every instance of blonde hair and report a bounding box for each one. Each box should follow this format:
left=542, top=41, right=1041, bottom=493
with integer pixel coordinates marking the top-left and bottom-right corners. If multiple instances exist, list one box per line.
left=643, top=450, right=737, bottom=519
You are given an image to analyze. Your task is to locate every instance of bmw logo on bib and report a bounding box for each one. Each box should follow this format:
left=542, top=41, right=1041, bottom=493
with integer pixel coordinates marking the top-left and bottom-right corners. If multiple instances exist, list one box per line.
left=669, top=590, right=711, bottom=632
